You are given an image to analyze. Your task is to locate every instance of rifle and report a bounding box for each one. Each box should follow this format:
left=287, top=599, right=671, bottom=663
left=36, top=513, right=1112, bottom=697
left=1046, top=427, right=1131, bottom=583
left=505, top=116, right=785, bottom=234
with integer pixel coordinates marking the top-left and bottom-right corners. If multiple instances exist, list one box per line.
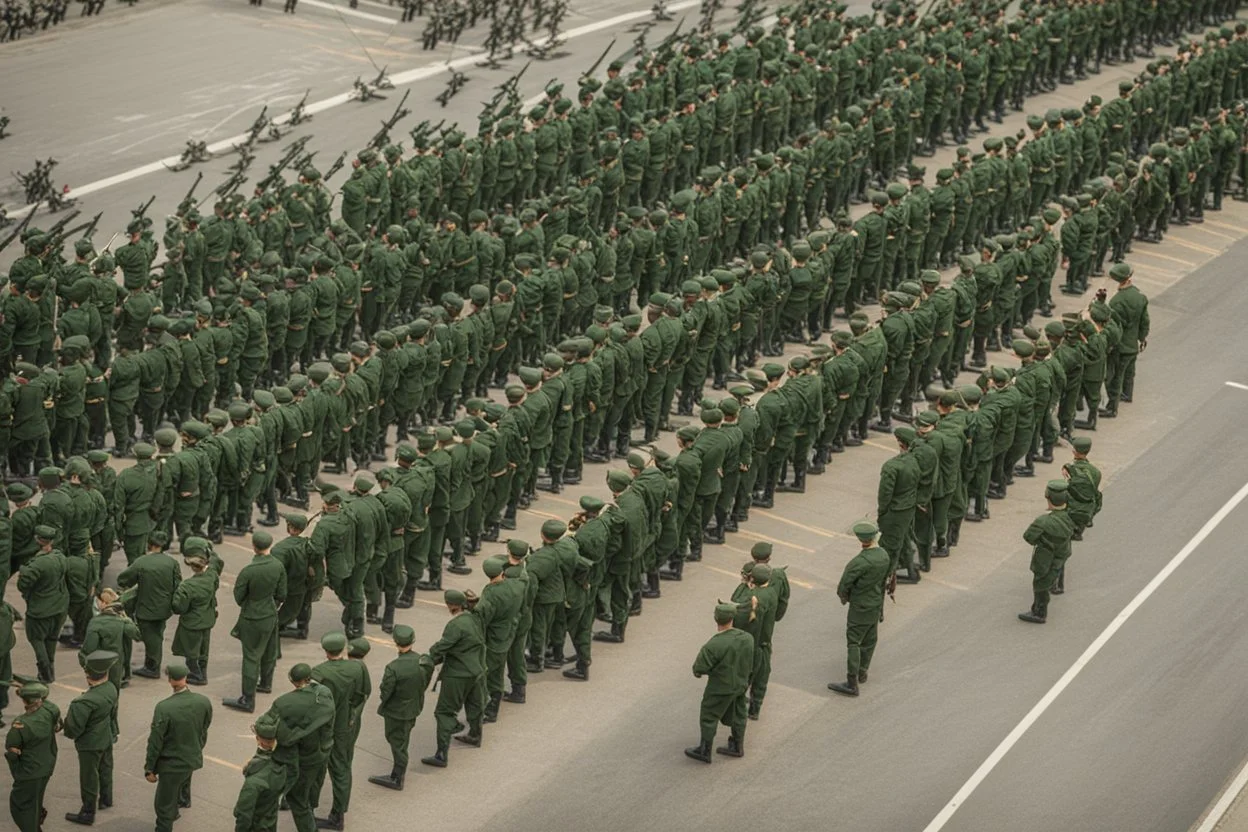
left=654, top=15, right=685, bottom=61
left=132, top=195, right=157, bottom=221
left=99, top=231, right=120, bottom=254
left=41, top=208, right=81, bottom=243
left=368, top=88, right=412, bottom=150
left=246, top=105, right=270, bottom=142
left=81, top=211, right=103, bottom=240
left=323, top=150, right=349, bottom=181
left=182, top=171, right=204, bottom=209
left=0, top=205, right=37, bottom=254
left=45, top=217, right=93, bottom=254
left=257, top=136, right=312, bottom=192
left=581, top=38, right=616, bottom=80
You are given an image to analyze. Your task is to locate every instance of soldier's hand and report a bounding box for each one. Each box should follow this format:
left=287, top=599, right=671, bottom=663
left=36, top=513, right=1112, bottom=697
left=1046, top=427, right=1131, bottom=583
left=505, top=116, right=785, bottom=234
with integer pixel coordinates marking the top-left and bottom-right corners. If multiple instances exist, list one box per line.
left=1139, top=339, right=1147, bottom=352
left=146, top=772, right=158, bottom=783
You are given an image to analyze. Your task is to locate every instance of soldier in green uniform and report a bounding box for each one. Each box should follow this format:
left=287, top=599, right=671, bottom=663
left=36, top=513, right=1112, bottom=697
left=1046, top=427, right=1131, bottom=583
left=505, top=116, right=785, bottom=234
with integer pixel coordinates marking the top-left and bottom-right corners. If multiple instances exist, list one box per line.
left=684, top=602, right=754, bottom=763
left=17, top=526, right=69, bottom=683
left=144, top=663, right=212, bottom=832
left=5, top=680, right=60, bottom=832
left=232, top=712, right=284, bottom=832
left=1103, top=262, right=1149, bottom=415
left=262, top=663, right=335, bottom=832
left=423, top=589, right=486, bottom=767
left=117, top=531, right=182, bottom=679
left=367, top=624, right=433, bottom=791
left=223, top=532, right=287, bottom=714
left=311, top=631, right=371, bottom=828
left=475, top=555, right=525, bottom=717
left=274, top=513, right=314, bottom=639
left=828, top=521, right=891, bottom=697
left=1063, top=436, right=1103, bottom=546
left=63, top=650, right=119, bottom=826
left=876, top=429, right=920, bottom=581
left=1018, top=480, right=1076, bottom=624
left=166, top=551, right=215, bottom=688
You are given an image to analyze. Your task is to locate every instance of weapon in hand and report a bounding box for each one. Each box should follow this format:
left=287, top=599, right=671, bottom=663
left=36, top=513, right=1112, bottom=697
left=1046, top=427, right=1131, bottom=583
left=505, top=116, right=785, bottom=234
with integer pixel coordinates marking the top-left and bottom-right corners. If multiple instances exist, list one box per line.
left=0, top=204, right=37, bottom=253
left=368, top=88, right=413, bottom=149
left=323, top=150, right=349, bottom=181
left=289, top=89, right=313, bottom=125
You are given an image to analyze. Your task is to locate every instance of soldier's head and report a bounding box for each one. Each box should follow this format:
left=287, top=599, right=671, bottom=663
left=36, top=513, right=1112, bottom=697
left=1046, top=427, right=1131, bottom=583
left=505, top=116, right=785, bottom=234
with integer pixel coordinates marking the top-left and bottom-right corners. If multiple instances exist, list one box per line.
left=166, top=663, right=190, bottom=691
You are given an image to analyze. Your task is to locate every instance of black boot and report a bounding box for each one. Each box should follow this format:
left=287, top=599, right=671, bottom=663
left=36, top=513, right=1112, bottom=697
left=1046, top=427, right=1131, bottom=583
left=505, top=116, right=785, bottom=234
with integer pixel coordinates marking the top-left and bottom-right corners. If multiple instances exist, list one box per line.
left=684, top=739, right=713, bottom=763
left=562, top=659, right=589, bottom=681
left=502, top=684, right=526, bottom=704
left=222, top=694, right=254, bottom=713
left=420, top=747, right=449, bottom=768
left=65, top=807, right=96, bottom=826
left=366, top=603, right=381, bottom=625
left=715, top=735, right=744, bottom=758
left=368, top=767, right=405, bottom=790
left=641, top=571, right=661, bottom=598
left=483, top=692, right=503, bottom=722
left=381, top=604, right=396, bottom=634
left=659, top=559, right=684, bottom=581
left=316, top=810, right=347, bottom=829
left=593, top=621, right=625, bottom=643
left=454, top=729, right=482, bottom=747
left=827, top=676, right=860, bottom=697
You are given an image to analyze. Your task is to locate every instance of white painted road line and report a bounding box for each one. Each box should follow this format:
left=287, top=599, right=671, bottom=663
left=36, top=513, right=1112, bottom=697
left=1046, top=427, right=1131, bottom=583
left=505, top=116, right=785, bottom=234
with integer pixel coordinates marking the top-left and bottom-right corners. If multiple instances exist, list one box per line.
left=301, top=0, right=399, bottom=25
left=1194, top=756, right=1248, bottom=832
left=921, top=480, right=1248, bottom=832
left=1225, top=381, right=1248, bottom=391
left=4, top=0, right=699, bottom=216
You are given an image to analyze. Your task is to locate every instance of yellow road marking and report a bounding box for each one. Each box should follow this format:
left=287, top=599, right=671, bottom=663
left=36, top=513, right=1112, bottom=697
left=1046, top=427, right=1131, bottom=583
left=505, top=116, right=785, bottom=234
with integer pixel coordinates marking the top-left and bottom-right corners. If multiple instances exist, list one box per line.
left=1181, top=224, right=1237, bottom=241
left=312, top=44, right=374, bottom=63
left=539, top=494, right=579, bottom=507
left=523, top=508, right=563, bottom=520
left=1129, top=249, right=1198, bottom=266
left=1165, top=236, right=1221, bottom=255
left=862, top=439, right=896, bottom=453
left=752, top=510, right=854, bottom=540
left=923, top=576, right=971, bottom=592
left=733, top=527, right=816, bottom=554
left=704, top=564, right=744, bottom=581
left=54, top=682, right=86, bottom=694
left=205, top=755, right=244, bottom=772
left=1203, top=219, right=1248, bottom=234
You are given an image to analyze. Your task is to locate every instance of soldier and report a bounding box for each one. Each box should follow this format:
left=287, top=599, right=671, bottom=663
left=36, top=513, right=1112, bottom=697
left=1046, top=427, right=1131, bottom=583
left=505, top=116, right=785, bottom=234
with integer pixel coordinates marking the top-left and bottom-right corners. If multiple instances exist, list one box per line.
left=828, top=521, right=891, bottom=697
left=1102, top=262, right=1149, bottom=416
left=261, top=663, right=335, bottom=832
left=367, top=623, right=433, bottom=791
left=475, top=555, right=524, bottom=718
left=63, top=650, right=119, bottom=826
left=223, top=532, right=287, bottom=714
left=5, top=681, right=61, bottom=832
left=144, top=663, right=212, bottom=832
left=78, top=589, right=140, bottom=692
left=170, top=553, right=217, bottom=686
left=1063, top=436, right=1103, bottom=546
left=17, top=525, right=69, bottom=683
left=274, top=513, right=314, bottom=640
left=876, top=429, right=920, bottom=582
left=1009, top=468, right=1071, bottom=617
left=423, top=588, right=487, bottom=768
left=311, top=631, right=370, bottom=830
left=117, top=530, right=182, bottom=679
left=684, top=601, right=753, bottom=763
left=232, top=713, right=285, bottom=832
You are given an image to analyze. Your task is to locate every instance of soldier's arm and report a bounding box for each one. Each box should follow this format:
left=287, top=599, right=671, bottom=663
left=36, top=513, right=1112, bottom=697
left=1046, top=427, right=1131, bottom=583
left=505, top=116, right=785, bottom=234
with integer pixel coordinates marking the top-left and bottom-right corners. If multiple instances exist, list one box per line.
left=234, top=777, right=261, bottom=832
left=692, top=643, right=716, bottom=678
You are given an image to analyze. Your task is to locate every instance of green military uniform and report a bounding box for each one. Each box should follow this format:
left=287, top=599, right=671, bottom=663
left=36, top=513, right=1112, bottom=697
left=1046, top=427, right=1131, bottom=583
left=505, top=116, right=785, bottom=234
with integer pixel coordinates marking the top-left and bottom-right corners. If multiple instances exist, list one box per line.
left=367, top=624, right=433, bottom=790
left=261, top=664, right=335, bottom=832
left=684, top=603, right=754, bottom=762
left=224, top=533, right=287, bottom=712
left=424, top=589, right=487, bottom=767
left=117, top=543, right=182, bottom=678
left=829, top=522, right=891, bottom=696
left=17, top=528, right=69, bottom=682
left=1019, top=482, right=1076, bottom=623
left=63, top=651, right=119, bottom=824
left=145, top=665, right=213, bottom=832
left=171, top=551, right=218, bottom=685
left=311, top=632, right=370, bottom=823
left=5, top=682, right=60, bottom=832
left=232, top=713, right=285, bottom=832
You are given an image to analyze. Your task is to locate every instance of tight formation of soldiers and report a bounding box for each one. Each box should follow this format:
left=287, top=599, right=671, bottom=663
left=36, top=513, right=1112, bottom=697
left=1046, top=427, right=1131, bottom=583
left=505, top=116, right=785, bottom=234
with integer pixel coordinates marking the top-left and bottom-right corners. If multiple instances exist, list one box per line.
left=0, top=0, right=1200, bottom=824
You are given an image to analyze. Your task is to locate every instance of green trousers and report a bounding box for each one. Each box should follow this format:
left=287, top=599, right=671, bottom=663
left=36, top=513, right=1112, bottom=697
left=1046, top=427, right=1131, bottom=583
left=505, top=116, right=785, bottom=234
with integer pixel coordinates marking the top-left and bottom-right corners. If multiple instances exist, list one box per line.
left=153, top=769, right=192, bottom=832
left=287, top=754, right=327, bottom=832
left=235, top=616, right=279, bottom=698
left=698, top=691, right=746, bottom=744
left=845, top=615, right=879, bottom=679
left=383, top=716, right=415, bottom=771
left=877, top=508, right=915, bottom=573
left=76, top=747, right=113, bottom=810
left=25, top=613, right=65, bottom=677
left=507, top=610, right=532, bottom=689
left=325, top=729, right=355, bottom=813
left=10, top=777, right=49, bottom=832
left=434, top=675, right=485, bottom=748
left=137, top=617, right=167, bottom=671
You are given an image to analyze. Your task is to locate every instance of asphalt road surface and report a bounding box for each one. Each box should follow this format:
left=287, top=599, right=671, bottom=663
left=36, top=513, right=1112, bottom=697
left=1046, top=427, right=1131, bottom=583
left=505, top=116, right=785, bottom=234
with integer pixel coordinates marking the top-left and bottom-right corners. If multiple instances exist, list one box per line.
left=3, top=4, right=1248, bottom=832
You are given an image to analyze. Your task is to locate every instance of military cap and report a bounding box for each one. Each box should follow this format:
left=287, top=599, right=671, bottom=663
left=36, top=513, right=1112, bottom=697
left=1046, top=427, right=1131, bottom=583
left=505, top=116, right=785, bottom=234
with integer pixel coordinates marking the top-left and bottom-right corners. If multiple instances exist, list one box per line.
left=35, top=525, right=58, bottom=541
left=852, top=521, right=879, bottom=541
left=166, top=663, right=190, bottom=681
left=251, top=531, right=272, bottom=550
left=990, top=366, right=1011, bottom=384
left=676, top=425, right=701, bottom=443
left=541, top=519, right=568, bottom=540
left=729, top=384, right=754, bottom=398
left=415, top=433, right=436, bottom=452
left=253, top=712, right=280, bottom=740
left=622, top=314, right=642, bottom=331
left=713, top=603, right=738, bottom=624
left=1013, top=340, right=1035, bottom=358
left=719, top=397, right=740, bottom=417
left=182, top=537, right=209, bottom=556
left=5, top=482, right=31, bottom=503
left=893, top=426, right=917, bottom=446
left=348, top=637, right=371, bottom=658
left=1045, top=480, right=1069, bottom=504
left=762, top=363, right=785, bottom=381
left=1034, top=338, right=1052, bottom=357
left=205, top=410, right=229, bottom=429
left=147, top=530, right=170, bottom=548
left=869, top=192, right=889, bottom=207
left=1044, top=109, right=1063, bottom=125
left=751, top=563, right=773, bottom=584
left=322, top=488, right=345, bottom=507
left=626, top=452, right=646, bottom=470
left=1025, top=114, right=1045, bottom=130
left=225, top=402, right=250, bottom=422
left=749, top=250, right=771, bottom=269
left=916, top=410, right=940, bottom=428
left=506, top=539, right=531, bottom=559
left=700, top=408, right=723, bottom=425
left=18, top=682, right=50, bottom=701
left=280, top=511, right=308, bottom=531
left=1042, top=208, right=1061, bottom=225
left=83, top=650, right=118, bottom=676
left=960, top=384, right=983, bottom=404
left=750, top=542, right=773, bottom=561
left=884, top=183, right=907, bottom=201
left=606, top=469, right=633, bottom=492
left=483, top=556, right=507, bottom=579
left=1090, top=302, right=1112, bottom=323
left=444, top=589, right=468, bottom=607
left=1072, top=437, right=1093, bottom=454
left=321, top=631, right=349, bottom=654
left=392, top=624, right=416, bottom=647
left=252, top=390, right=275, bottom=411
left=1109, top=263, right=1133, bottom=282
left=289, top=663, right=313, bottom=682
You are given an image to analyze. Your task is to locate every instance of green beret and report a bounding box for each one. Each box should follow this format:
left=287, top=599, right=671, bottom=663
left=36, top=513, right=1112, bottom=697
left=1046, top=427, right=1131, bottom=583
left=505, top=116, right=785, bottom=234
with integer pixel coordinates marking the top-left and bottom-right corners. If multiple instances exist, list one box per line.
left=853, top=521, right=878, bottom=541
left=321, top=631, right=349, bottom=654
left=393, top=624, right=415, bottom=647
